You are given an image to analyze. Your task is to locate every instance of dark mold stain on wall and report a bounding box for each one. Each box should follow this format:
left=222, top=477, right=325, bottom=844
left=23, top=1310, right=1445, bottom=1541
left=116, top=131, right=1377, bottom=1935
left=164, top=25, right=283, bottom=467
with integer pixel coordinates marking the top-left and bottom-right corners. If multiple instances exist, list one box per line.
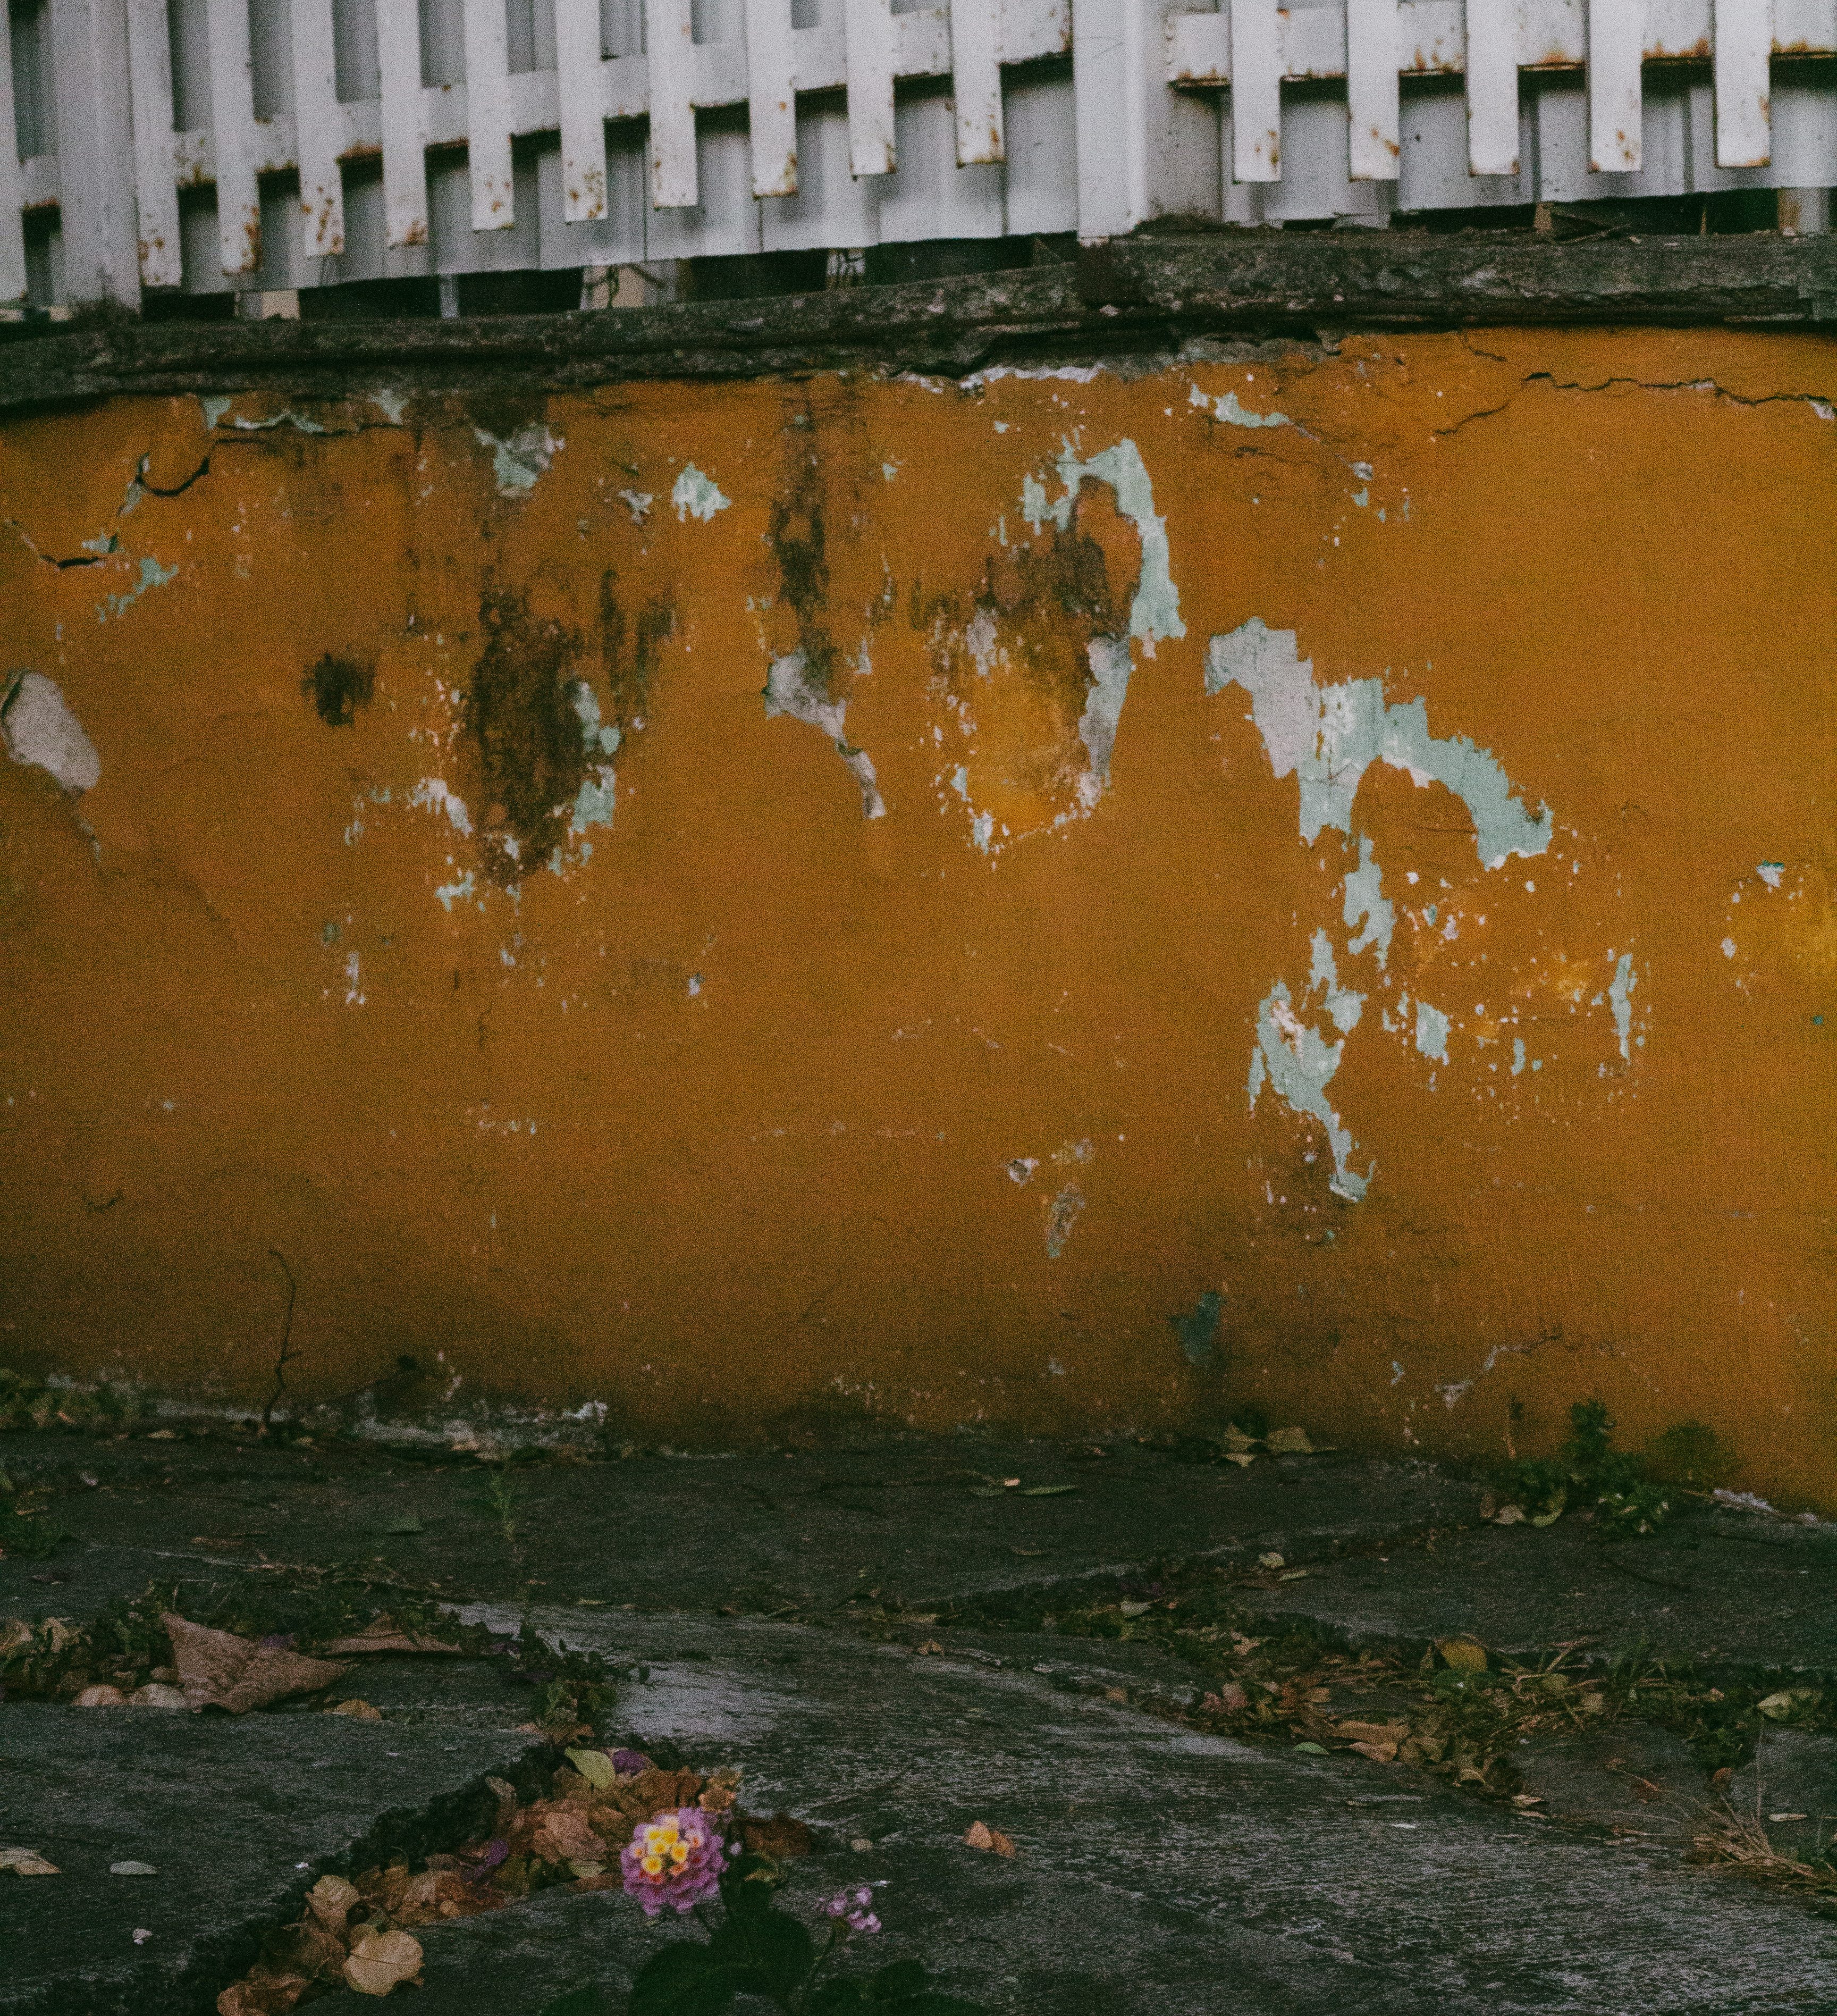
left=767, top=407, right=839, bottom=695
left=302, top=654, right=375, bottom=727
left=466, top=586, right=589, bottom=881
left=597, top=568, right=675, bottom=735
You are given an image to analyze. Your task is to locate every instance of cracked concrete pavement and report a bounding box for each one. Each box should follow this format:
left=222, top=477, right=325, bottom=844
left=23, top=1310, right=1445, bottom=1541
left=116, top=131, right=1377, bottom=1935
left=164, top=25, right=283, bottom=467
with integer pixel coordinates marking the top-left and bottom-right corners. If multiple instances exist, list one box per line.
left=4, top=1427, right=1835, bottom=2014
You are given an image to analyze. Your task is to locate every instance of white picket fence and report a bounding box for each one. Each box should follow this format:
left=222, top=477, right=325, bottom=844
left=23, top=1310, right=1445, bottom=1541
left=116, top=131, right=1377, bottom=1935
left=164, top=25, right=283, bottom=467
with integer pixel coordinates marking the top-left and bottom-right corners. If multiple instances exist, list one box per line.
left=5, top=0, right=1837, bottom=308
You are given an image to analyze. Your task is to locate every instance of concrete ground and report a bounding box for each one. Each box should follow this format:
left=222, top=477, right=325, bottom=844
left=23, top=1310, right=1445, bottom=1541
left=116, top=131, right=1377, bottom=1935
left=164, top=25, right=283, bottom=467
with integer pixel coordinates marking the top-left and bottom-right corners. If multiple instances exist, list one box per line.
left=3, top=1427, right=1835, bottom=2015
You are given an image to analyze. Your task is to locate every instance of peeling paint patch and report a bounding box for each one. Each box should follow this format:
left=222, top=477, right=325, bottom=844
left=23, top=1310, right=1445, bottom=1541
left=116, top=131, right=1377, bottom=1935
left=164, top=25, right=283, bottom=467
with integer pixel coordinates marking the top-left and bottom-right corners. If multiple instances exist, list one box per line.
left=1, top=671, right=100, bottom=793
left=1607, top=952, right=1638, bottom=1062
left=763, top=652, right=885, bottom=820
left=1044, top=1183, right=1085, bottom=1259
left=199, top=396, right=234, bottom=430
left=1075, top=635, right=1132, bottom=803
left=370, top=389, right=408, bottom=425
left=568, top=682, right=621, bottom=836
left=1758, top=862, right=1784, bottom=889
left=1207, top=618, right=1552, bottom=866
left=1343, top=834, right=1395, bottom=967
left=232, top=409, right=330, bottom=436
left=1189, top=382, right=1290, bottom=429
left=1007, top=1157, right=1039, bottom=1185
left=1249, top=938, right=1371, bottom=1203
left=618, top=490, right=653, bottom=524
left=1033, top=441, right=1183, bottom=648
left=435, top=869, right=477, bottom=912
left=475, top=424, right=560, bottom=497
left=409, top=777, right=474, bottom=837
left=97, top=555, right=177, bottom=623
left=1414, top=1000, right=1451, bottom=1063
left=672, top=465, right=730, bottom=523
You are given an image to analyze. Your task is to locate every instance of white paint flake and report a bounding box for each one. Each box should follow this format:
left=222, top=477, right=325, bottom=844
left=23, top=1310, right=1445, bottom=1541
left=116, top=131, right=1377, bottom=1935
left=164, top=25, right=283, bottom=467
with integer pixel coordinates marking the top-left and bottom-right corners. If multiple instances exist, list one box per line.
left=618, top=490, right=653, bottom=524
left=1189, top=382, right=1290, bottom=429
left=1342, top=834, right=1395, bottom=967
left=475, top=425, right=560, bottom=497
left=1034, top=440, right=1183, bottom=648
left=1207, top=618, right=1552, bottom=866
left=408, top=778, right=474, bottom=837
left=1, top=673, right=101, bottom=794
left=763, top=652, right=885, bottom=820
left=1249, top=937, right=1370, bottom=1203
left=1607, top=952, right=1638, bottom=1062
left=672, top=465, right=730, bottom=523
left=1414, top=1001, right=1451, bottom=1063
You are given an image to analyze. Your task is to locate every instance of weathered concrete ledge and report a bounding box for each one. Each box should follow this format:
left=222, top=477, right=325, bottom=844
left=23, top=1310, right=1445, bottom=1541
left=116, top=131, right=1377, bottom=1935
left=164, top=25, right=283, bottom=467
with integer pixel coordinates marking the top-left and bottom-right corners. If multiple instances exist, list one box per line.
left=6, top=231, right=1837, bottom=413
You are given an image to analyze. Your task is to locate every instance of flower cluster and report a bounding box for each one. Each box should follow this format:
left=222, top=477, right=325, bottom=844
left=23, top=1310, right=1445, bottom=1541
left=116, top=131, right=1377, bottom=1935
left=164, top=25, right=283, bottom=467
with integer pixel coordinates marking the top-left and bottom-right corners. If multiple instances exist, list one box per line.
left=620, top=1807, right=728, bottom=1916
left=825, top=1885, right=882, bottom=1935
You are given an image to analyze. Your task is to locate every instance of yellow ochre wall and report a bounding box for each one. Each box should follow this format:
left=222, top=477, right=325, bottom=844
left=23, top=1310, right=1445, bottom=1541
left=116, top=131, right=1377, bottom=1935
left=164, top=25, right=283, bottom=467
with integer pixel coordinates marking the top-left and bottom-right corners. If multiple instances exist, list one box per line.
left=2, top=327, right=1833, bottom=1503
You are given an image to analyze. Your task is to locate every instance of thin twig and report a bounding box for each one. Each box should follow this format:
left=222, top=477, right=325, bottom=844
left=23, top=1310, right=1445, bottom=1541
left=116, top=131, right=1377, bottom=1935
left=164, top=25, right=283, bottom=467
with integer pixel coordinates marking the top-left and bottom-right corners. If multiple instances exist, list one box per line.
left=259, top=1249, right=298, bottom=1437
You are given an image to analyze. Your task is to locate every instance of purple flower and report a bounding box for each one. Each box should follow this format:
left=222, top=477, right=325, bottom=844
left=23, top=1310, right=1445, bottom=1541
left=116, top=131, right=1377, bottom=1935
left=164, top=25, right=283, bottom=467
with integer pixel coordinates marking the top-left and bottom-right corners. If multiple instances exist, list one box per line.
left=828, top=1887, right=882, bottom=1935
left=468, top=1838, right=510, bottom=1886
left=611, top=1749, right=653, bottom=1776
left=620, top=1808, right=727, bottom=1916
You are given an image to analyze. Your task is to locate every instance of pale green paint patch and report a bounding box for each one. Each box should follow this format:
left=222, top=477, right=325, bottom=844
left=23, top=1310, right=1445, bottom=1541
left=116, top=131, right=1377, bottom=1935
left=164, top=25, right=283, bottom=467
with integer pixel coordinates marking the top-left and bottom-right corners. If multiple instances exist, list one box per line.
left=228, top=409, right=331, bottom=436
left=1206, top=619, right=1552, bottom=867
left=97, top=555, right=177, bottom=623
left=435, top=870, right=477, bottom=912
left=372, top=389, right=409, bottom=425
left=1343, top=834, right=1394, bottom=966
left=763, top=651, right=885, bottom=820
left=1189, top=382, right=1290, bottom=429
left=474, top=424, right=560, bottom=497
left=672, top=464, right=730, bottom=523
left=1308, top=929, right=1364, bottom=1034
left=1415, top=1001, right=1450, bottom=1063
left=1512, top=1036, right=1527, bottom=1076
left=199, top=396, right=234, bottom=430
left=1041, top=440, right=1184, bottom=646
left=1249, top=942, right=1371, bottom=1203
left=1075, top=635, right=1132, bottom=800
left=1608, top=952, right=1638, bottom=1062
left=409, top=777, right=473, bottom=837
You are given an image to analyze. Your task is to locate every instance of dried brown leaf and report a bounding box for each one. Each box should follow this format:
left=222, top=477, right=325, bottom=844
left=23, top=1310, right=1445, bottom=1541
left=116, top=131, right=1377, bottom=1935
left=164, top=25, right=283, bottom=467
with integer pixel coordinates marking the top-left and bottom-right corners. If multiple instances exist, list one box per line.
left=963, top=1821, right=1017, bottom=1858
left=740, top=1811, right=812, bottom=1858
left=164, top=1615, right=349, bottom=1715
left=216, top=1965, right=312, bottom=2016
left=343, top=1928, right=423, bottom=1997
left=320, top=1621, right=463, bottom=1657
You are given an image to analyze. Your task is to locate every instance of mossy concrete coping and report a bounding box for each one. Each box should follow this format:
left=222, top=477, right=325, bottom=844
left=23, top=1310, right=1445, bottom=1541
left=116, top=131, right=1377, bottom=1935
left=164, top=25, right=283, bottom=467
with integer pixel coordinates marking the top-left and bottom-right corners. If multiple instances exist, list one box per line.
left=7, top=231, right=1837, bottom=413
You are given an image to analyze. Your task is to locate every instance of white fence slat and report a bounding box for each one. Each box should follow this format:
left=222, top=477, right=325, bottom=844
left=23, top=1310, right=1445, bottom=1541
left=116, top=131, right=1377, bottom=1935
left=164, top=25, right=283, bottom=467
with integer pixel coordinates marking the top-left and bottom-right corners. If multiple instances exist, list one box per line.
left=952, top=0, right=1004, bottom=165
left=206, top=0, right=262, bottom=274
left=290, top=0, right=345, bottom=255
left=0, top=5, right=23, bottom=301
left=124, top=0, right=183, bottom=287
left=745, top=0, right=799, bottom=195
left=1076, top=0, right=1145, bottom=234
left=53, top=0, right=142, bottom=303
left=1465, top=0, right=1521, bottom=175
left=463, top=0, right=516, bottom=226
left=555, top=0, right=611, bottom=219
left=645, top=0, right=698, bottom=205
left=1714, top=0, right=1773, bottom=166
left=1589, top=0, right=1643, bottom=172
left=1346, top=0, right=1400, bottom=179
left=1231, top=0, right=1283, bottom=180
left=845, top=0, right=896, bottom=177
left=376, top=0, right=431, bottom=246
